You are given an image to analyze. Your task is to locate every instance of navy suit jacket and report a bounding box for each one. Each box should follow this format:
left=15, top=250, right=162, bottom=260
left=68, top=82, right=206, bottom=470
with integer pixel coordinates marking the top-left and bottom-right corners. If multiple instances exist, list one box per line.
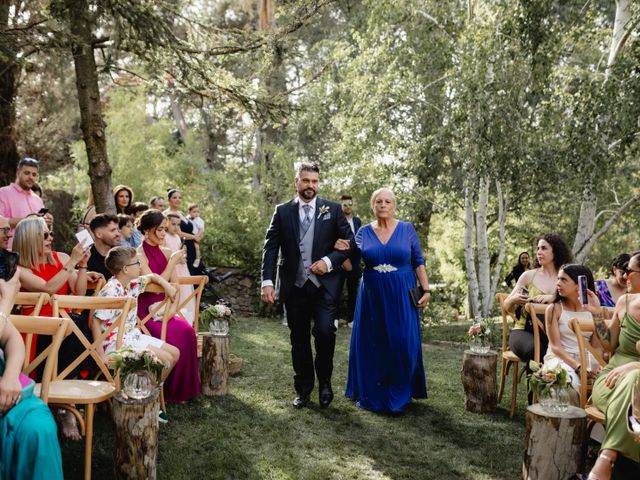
left=346, top=216, right=362, bottom=276
left=261, top=198, right=354, bottom=303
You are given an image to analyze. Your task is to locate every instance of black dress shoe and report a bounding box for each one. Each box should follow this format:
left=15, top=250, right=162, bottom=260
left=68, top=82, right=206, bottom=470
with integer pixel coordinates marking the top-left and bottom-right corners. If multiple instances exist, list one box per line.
left=319, top=383, right=334, bottom=408
left=292, top=395, right=310, bottom=409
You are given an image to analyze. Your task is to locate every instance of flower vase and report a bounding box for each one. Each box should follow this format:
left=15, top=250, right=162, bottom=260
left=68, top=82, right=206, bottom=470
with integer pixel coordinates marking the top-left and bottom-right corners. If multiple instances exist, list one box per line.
left=469, top=335, right=491, bottom=354
left=209, top=318, right=229, bottom=336
left=539, top=384, right=570, bottom=413
left=122, top=370, right=156, bottom=400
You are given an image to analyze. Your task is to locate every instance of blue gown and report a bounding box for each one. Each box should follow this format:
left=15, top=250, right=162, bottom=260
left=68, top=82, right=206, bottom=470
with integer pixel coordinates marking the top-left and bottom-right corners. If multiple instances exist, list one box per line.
left=345, top=221, right=428, bottom=413
left=0, top=350, right=63, bottom=480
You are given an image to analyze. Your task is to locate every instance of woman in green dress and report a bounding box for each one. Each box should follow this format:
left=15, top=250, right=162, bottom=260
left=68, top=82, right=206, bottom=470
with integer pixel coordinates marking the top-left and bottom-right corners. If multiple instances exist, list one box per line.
left=588, top=252, right=640, bottom=480
left=0, top=274, right=63, bottom=480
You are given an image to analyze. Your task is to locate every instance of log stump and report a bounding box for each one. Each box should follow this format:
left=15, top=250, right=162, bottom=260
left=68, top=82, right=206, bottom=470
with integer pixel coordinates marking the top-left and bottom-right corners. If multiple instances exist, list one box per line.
left=461, top=349, right=498, bottom=412
left=201, top=333, right=229, bottom=395
left=112, top=388, right=160, bottom=480
left=522, top=404, right=587, bottom=480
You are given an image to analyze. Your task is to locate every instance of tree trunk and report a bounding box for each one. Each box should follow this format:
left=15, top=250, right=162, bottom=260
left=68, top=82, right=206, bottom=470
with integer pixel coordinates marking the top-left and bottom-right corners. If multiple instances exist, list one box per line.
left=200, top=333, right=229, bottom=396
left=489, top=180, right=508, bottom=307
left=475, top=177, right=491, bottom=316
left=572, top=176, right=597, bottom=258
left=0, top=0, right=20, bottom=185
left=463, top=185, right=480, bottom=319
left=605, top=0, right=633, bottom=80
left=112, top=388, right=159, bottom=480
left=167, top=76, right=188, bottom=143
left=461, top=350, right=497, bottom=412
left=65, top=0, right=115, bottom=214
left=522, top=404, right=587, bottom=479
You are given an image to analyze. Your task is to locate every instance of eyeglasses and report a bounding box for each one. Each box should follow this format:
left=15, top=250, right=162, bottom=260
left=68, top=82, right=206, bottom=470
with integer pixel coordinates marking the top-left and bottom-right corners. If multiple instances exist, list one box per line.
left=626, top=268, right=640, bottom=275
left=0, top=227, right=10, bottom=234
left=18, top=157, right=39, bottom=168
left=126, top=260, right=141, bottom=268
left=43, top=231, right=50, bottom=240
left=341, top=202, right=353, bottom=207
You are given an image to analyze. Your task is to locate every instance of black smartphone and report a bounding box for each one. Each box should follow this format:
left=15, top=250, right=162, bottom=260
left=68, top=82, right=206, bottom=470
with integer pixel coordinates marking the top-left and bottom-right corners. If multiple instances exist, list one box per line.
left=38, top=208, right=49, bottom=215
left=521, top=287, right=529, bottom=296
left=578, top=275, right=589, bottom=305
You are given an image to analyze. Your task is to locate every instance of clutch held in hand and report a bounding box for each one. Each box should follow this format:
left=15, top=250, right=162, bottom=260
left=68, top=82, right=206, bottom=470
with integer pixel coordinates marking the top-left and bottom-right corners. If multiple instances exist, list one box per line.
left=409, top=286, right=430, bottom=307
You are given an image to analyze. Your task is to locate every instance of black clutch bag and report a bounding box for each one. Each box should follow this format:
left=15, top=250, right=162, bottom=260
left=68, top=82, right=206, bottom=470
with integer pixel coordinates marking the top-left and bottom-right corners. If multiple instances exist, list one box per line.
left=409, top=286, right=424, bottom=307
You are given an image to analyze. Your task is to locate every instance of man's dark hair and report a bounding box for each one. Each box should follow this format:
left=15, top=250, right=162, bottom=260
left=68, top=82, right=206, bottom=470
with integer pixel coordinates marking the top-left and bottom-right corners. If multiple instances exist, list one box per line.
left=89, top=213, right=119, bottom=233
left=129, top=202, right=149, bottom=216
left=296, top=163, right=319, bottom=177
left=340, top=194, right=352, bottom=201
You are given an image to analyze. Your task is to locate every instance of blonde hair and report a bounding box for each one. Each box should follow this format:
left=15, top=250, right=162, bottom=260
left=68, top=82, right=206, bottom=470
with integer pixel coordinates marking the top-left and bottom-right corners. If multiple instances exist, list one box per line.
left=14, top=216, right=53, bottom=268
left=370, top=187, right=397, bottom=210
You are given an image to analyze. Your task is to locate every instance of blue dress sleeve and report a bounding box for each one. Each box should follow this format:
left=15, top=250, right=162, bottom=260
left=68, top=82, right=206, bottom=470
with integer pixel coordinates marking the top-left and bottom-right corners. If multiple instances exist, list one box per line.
left=407, top=222, right=425, bottom=268
left=355, top=224, right=365, bottom=251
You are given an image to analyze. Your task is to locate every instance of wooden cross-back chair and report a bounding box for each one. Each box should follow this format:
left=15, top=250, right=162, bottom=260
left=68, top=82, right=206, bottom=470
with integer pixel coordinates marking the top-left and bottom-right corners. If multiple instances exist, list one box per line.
left=136, top=283, right=178, bottom=341
left=50, top=294, right=134, bottom=480
left=496, top=293, right=524, bottom=418
left=87, top=278, right=106, bottom=297
left=176, top=275, right=209, bottom=332
left=9, top=315, right=71, bottom=404
left=526, top=302, right=550, bottom=403
left=13, top=292, right=50, bottom=367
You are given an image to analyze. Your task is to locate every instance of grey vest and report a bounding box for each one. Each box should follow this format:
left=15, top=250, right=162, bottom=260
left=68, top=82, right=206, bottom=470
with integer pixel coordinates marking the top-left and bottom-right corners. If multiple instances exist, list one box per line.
left=295, top=213, right=320, bottom=288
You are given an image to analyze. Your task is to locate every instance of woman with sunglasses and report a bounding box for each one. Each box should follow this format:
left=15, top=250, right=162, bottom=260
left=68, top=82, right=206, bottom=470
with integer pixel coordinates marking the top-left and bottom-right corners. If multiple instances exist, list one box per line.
left=587, top=251, right=640, bottom=480
left=12, top=216, right=93, bottom=440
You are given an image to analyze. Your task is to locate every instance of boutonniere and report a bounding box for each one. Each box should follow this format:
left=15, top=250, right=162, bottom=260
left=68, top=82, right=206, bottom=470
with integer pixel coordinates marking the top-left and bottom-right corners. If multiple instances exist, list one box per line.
left=317, top=205, right=330, bottom=219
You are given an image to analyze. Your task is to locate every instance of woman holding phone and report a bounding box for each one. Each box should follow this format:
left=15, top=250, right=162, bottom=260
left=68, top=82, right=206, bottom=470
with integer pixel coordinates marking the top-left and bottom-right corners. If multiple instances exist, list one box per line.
left=504, top=233, right=573, bottom=368
left=544, top=264, right=603, bottom=397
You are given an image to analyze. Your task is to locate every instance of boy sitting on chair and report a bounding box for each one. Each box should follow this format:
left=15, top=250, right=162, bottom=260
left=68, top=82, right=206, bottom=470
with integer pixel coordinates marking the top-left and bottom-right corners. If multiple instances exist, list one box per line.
left=91, top=246, right=180, bottom=376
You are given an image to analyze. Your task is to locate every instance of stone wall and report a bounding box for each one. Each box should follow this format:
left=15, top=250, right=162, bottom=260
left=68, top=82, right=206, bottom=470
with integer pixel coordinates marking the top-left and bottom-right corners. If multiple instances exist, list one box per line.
left=212, top=269, right=259, bottom=316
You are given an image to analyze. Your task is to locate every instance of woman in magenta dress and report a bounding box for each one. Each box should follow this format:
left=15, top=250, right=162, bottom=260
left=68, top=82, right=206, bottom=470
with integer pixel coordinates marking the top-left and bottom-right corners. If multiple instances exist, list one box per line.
left=136, top=210, right=200, bottom=403
left=345, top=188, right=431, bottom=414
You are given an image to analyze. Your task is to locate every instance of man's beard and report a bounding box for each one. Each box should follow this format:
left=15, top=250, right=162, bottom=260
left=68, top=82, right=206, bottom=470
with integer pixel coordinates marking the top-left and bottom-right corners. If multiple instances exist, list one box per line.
left=298, top=188, right=316, bottom=201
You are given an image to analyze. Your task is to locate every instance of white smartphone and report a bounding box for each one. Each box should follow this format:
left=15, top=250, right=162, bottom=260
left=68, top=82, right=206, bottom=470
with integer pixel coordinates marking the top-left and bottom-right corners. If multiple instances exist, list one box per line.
left=578, top=275, right=589, bottom=305
left=75, top=228, right=95, bottom=249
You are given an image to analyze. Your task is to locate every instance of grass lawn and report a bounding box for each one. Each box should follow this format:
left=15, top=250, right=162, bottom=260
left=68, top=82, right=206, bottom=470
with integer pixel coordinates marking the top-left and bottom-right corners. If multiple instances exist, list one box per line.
left=60, top=318, right=530, bottom=479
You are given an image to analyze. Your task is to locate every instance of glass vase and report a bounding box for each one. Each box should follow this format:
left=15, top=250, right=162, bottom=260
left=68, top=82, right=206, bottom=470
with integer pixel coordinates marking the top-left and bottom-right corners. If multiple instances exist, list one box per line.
left=469, top=335, right=491, bottom=354
left=539, top=384, right=570, bottom=413
left=123, top=370, right=156, bottom=400
left=209, top=318, right=229, bottom=335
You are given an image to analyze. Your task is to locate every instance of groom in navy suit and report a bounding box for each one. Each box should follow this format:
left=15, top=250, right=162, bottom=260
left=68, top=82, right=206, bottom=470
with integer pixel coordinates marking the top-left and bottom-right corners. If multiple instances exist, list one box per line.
left=261, top=163, right=354, bottom=408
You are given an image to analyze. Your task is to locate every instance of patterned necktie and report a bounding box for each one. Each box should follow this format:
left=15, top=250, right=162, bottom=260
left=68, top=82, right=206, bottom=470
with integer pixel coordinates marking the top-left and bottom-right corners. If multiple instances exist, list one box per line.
left=300, top=204, right=312, bottom=239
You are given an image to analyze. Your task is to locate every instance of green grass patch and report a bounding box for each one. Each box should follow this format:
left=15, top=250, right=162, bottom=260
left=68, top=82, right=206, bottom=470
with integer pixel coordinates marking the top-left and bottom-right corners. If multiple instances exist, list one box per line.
left=60, top=317, right=528, bottom=479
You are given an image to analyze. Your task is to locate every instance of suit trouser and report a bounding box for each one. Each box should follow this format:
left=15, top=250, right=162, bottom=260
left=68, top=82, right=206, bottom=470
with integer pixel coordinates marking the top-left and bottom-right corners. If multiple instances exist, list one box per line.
left=339, top=271, right=361, bottom=323
left=285, top=280, right=338, bottom=395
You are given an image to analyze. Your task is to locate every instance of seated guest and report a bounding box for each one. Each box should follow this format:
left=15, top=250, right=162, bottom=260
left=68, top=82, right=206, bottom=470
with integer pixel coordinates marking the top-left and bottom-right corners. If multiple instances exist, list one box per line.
left=0, top=274, right=63, bottom=480
left=87, top=214, right=121, bottom=280
left=504, top=233, right=573, bottom=369
left=136, top=210, right=200, bottom=403
left=149, top=196, right=164, bottom=210
left=0, top=157, right=45, bottom=248
left=165, top=213, right=195, bottom=325
left=91, top=247, right=179, bottom=387
left=13, top=216, right=92, bottom=440
left=596, top=253, right=629, bottom=308
left=588, top=251, right=640, bottom=480
left=118, top=214, right=136, bottom=248
left=544, top=264, right=604, bottom=398
left=113, top=184, right=134, bottom=215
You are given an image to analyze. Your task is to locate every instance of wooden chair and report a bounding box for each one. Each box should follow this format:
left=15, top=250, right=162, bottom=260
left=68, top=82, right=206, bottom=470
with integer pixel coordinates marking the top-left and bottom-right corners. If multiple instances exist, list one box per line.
left=496, top=292, right=523, bottom=418
left=13, top=292, right=49, bottom=316
left=525, top=302, right=550, bottom=403
left=136, top=283, right=178, bottom=341
left=87, top=278, right=106, bottom=297
left=50, top=294, right=134, bottom=480
left=176, top=275, right=209, bottom=332
left=9, top=315, right=71, bottom=403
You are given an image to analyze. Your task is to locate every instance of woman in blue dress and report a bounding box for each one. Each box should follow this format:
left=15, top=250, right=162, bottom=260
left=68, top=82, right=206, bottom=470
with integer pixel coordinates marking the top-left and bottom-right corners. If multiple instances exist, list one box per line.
left=345, top=188, right=431, bottom=414
left=0, top=274, right=63, bottom=480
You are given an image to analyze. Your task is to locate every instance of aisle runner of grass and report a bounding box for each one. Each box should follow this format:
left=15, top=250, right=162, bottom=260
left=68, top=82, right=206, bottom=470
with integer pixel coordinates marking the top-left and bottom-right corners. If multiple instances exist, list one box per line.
left=61, top=318, right=527, bottom=479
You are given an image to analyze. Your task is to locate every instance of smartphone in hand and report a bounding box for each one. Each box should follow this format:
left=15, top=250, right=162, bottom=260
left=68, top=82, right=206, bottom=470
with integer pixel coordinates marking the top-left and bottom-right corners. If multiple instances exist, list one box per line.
left=578, top=275, right=589, bottom=305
